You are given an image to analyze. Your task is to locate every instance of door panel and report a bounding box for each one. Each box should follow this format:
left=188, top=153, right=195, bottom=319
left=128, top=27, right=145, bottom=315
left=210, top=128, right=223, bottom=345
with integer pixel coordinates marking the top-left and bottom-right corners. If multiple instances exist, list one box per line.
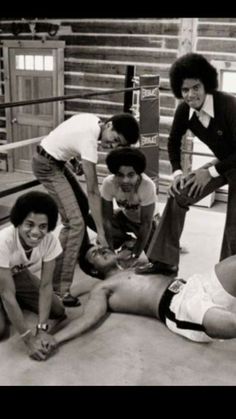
left=4, top=41, right=64, bottom=172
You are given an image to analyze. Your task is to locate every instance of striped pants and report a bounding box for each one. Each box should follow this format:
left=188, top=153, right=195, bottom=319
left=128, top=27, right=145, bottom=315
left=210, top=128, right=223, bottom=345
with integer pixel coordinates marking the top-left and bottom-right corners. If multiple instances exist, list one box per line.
left=32, top=153, right=91, bottom=296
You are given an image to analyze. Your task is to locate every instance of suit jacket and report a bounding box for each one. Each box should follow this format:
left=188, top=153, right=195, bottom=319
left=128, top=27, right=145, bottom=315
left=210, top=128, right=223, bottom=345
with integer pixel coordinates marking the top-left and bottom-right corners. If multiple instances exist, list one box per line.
left=168, top=90, right=236, bottom=176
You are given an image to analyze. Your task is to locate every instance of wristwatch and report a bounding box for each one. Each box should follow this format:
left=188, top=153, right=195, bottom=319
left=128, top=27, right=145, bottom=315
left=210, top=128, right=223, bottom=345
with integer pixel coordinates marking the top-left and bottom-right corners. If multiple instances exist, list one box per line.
left=36, top=323, right=49, bottom=332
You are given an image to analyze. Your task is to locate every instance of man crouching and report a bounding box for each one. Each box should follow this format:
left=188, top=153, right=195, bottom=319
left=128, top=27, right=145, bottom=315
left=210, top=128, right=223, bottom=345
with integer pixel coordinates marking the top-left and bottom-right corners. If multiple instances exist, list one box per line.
left=0, top=191, right=65, bottom=360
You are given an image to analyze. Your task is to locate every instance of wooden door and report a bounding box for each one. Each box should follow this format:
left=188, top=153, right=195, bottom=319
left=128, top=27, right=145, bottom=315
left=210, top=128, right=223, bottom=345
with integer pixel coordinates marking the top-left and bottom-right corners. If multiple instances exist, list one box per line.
left=3, top=41, right=64, bottom=172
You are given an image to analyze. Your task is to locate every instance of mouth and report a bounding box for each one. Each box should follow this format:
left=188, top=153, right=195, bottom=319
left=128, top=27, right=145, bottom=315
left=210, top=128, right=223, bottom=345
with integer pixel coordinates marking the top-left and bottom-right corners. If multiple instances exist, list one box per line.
left=121, top=185, right=132, bottom=191
left=188, top=99, right=199, bottom=106
left=26, top=236, right=41, bottom=246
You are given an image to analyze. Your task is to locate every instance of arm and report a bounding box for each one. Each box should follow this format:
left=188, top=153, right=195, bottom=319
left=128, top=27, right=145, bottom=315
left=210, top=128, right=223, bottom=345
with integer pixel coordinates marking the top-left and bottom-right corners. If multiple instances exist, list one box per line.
left=167, top=103, right=190, bottom=196
left=167, top=102, right=189, bottom=172
left=0, top=267, right=30, bottom=336
left=54, top=286, right=109, bottom=345
left=132, top=203, right=155, bottom=257
left=214, top=94, right=236, bottom=175
left=36, top=259, right=58, bottom=353
left=0, top=267, right=47, bottom=360
left=102, top=198, right=115, bottom=250
left=82, top=159, right=108, bottom=247
left=38, top=259, right=55, bottom=324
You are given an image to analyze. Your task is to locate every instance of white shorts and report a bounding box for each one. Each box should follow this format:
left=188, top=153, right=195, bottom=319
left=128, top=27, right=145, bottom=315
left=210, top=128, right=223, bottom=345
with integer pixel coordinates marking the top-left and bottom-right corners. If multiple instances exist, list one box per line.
left=165, top=269, right=236, bottom=343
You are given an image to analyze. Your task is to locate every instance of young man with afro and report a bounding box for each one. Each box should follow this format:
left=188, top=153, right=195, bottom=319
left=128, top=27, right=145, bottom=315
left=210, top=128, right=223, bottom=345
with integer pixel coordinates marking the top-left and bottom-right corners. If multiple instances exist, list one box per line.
left=0, top=191, right=65, bottom=360
left=32, top=113, right=140, bottom=305
left=101, top=147, right=157, bottom=267
left=136, top=53, right=236, bottom=276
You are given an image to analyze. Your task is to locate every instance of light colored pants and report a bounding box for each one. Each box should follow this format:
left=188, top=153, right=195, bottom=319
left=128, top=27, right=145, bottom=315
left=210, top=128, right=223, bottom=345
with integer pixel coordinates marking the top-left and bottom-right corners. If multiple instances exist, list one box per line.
left=32, top=152, right=86, bottom=296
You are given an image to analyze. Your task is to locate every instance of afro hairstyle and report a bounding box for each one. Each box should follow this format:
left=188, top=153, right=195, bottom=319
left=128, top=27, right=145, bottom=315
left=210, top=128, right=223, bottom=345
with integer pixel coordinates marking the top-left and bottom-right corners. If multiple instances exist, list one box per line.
left=106, top=147, right=146, bottom=175
left=108, top=113, right=140, bottom=145
left=169, top=53, right=218, bottom=99
left=10, top=191, right=59, bottom=231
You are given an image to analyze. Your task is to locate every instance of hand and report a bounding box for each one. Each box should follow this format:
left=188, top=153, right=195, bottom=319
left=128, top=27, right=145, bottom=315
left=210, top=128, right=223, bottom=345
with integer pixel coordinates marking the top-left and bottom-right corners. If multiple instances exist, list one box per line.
left=24, top=331, right=58, bottom=361
left=117, top=250, right=139, bottom=270
left=168, top=174, right=186, bottom=197
left=96, top=233, right=109, bottom=248
left=36, top=330, right=58, bottom=353
left=69, top=158, right=84, bottom=176
left=24, top=333, right=49, bottom=361
left=184, top=168, right=211, bottom=199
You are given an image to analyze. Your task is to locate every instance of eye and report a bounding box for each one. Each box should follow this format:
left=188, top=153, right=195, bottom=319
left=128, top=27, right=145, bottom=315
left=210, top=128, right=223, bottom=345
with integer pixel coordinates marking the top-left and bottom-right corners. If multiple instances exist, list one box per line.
left=40, top=224, right=48, bottom=230
left=25, top=222, right=33, bottom=228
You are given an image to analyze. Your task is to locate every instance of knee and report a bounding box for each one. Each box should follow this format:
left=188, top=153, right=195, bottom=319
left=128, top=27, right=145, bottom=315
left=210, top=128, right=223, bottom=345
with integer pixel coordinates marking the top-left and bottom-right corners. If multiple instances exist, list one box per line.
left=173, top=188, right=193, bottom=208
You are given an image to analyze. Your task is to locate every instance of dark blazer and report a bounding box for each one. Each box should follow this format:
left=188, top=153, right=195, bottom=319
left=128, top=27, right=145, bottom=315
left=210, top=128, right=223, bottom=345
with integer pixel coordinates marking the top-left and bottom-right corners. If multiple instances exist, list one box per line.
left=168, top=91, right=236, bottom=176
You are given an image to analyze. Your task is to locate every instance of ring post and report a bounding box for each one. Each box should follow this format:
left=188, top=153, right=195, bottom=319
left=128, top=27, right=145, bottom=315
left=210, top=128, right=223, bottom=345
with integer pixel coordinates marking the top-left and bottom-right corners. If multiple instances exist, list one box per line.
left=139, top=74, right=160, bottom=195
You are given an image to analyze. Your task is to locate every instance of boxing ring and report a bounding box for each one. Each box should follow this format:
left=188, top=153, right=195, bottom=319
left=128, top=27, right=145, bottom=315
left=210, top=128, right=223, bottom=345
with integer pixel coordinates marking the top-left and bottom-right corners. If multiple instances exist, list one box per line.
left=0, top=74, right=234, bottom=386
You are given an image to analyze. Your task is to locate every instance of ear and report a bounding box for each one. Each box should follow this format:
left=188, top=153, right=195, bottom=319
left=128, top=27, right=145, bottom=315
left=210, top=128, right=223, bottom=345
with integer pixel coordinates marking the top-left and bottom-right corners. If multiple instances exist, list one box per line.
left=106, top=121, right=113, bottom=129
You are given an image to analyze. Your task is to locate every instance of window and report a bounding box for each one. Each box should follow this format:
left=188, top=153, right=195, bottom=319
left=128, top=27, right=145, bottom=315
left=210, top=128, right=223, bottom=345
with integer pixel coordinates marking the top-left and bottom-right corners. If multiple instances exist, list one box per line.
left=221, top=71, right=236, bottom=93
left=15, top=54, right=54, bottom=71
left=212, top=60, right=236, bottom=95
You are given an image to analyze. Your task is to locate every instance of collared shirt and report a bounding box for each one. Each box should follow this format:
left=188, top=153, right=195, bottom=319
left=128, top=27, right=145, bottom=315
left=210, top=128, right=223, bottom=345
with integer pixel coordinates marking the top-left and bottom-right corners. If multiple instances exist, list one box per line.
left=189, top=94, right=214, bottom=128
left=173, top=94, right=219, bottom=178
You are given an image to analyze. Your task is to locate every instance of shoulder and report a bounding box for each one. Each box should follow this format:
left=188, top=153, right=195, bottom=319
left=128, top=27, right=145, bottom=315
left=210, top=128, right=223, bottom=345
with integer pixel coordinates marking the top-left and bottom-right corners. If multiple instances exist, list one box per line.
left=174, top=100, right=189, bottom=118
left=40, top=232, right=59, bottom=249
left=0, top=225, right=15, bottom=244
left=139, top=174, right=156, bottom=198
left=141, top=173, right=156, bottom=188
left=214, top=91, right=236, bottom=107
left=102, top=174, right=115, bottom=186
left=75, top=113, right=100, bottom=126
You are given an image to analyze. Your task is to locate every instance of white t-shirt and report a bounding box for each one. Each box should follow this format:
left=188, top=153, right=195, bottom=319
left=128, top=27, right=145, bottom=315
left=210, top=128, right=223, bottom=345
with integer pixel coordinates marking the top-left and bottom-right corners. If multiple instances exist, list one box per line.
left=41, top=113, right=101, bottom=163
left=0, top=225, right=62, bottom=278
left=101, top=173, right=156, bottom=223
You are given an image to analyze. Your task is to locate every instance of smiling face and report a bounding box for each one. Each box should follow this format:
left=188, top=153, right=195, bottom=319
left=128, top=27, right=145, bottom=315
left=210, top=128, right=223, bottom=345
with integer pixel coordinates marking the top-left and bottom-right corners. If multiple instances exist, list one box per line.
left=100, top=121, right=128, bottom=150
left=181, top=78, right=206, bottom=110
left=18, top=212, right=49, bottom=250
left=116, top=165, right=140, bottom=192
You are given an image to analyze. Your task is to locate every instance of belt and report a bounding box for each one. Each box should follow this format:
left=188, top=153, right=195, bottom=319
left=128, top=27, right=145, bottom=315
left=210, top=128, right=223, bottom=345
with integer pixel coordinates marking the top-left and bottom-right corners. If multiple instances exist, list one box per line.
left=36, top=145, right=66, bottom=165
left=158, top=278, right=186, bottom=324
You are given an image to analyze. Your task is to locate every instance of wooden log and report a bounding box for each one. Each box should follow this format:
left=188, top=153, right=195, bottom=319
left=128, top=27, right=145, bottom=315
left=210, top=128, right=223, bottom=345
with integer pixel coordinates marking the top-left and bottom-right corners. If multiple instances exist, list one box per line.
left=65, top=47, right=177, bottom=64
left=198, top=22, right=236, bottom=38
left=197, top=38, right=236, bottom=53
left=59, top=34, right=178, bottom=49
left=61, top=19, right=180, bottom=35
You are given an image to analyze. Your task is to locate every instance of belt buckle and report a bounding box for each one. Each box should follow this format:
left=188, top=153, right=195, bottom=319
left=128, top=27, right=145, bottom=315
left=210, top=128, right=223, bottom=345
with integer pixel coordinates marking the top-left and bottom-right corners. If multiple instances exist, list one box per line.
left=168, top=279, right=185, bottom=294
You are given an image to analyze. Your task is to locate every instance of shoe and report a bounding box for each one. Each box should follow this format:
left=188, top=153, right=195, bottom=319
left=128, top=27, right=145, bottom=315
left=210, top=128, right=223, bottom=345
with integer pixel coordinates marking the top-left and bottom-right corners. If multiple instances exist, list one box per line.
left=135, top=261, right=178, bottom=276
left=62, top=293, right=81, bottom=307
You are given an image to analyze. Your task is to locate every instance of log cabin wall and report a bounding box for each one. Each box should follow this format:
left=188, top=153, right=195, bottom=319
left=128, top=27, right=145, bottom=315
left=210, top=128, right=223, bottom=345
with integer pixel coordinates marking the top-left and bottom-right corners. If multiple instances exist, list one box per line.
left=0, top=17, right=236, bottom=199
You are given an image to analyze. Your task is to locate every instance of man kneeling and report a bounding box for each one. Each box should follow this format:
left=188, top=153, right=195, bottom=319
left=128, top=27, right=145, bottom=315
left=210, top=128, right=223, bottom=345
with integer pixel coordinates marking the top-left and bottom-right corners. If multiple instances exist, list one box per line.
left=0, top=191, right=65, bottom=360
left=42, top=254, right=236, bottom=358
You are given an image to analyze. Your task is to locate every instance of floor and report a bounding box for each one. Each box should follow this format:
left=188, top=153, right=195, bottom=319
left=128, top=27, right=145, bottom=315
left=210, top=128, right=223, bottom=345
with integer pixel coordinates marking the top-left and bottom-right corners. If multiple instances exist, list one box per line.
left=0, top=171, right=236, bottom=386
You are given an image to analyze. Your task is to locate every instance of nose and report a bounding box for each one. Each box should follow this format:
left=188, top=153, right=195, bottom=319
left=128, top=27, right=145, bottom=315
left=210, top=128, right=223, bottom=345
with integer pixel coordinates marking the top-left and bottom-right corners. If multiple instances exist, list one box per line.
left=30, top=225, right=41, bottom=236
left=187, top=88, right=196, bottom=98
left=122, top=176, right=130, bottom=183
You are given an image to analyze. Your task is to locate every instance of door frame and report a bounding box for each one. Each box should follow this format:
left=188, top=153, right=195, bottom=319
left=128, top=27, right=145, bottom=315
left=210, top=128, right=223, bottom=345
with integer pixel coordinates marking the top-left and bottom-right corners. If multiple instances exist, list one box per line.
left=2, top=40, right=65, bottom=171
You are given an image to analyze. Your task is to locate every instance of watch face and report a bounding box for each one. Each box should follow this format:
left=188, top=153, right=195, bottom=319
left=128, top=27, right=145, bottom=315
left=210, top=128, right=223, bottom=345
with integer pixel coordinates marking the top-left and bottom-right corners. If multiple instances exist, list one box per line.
left=37, top=323, right=49, bottom=331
